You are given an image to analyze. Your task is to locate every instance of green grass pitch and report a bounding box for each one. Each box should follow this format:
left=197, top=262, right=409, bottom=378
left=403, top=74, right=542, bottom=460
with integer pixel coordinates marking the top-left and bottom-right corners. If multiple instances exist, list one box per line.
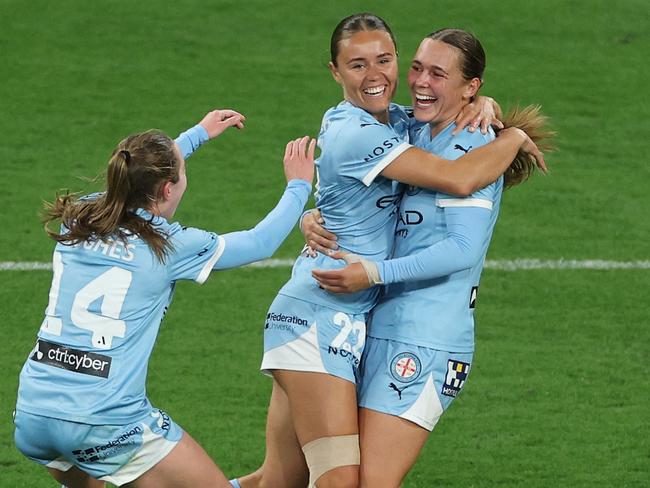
left=1, top=0, right=648, bottom=486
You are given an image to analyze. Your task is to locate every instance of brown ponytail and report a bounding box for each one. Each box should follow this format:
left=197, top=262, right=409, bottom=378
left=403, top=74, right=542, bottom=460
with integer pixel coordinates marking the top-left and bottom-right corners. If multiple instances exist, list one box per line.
left=43, top=129, right=180, bottom=262
left=500, top=105, right=556, bottom=188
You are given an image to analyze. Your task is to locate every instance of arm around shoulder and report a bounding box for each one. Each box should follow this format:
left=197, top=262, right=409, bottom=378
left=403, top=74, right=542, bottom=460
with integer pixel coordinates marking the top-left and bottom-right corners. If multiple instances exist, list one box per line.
left=380, top=128, right=532, bottom=196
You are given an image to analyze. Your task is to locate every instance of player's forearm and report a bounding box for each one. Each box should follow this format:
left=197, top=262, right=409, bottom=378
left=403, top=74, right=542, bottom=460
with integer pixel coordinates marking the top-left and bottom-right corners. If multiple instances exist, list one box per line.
left=378, top=237, right=474, bottom=284
left=380, top=142, right=513, bottom=197
left=214, top=179, right=311, bottom=269
left=174, top=124, right=209, bottom=160
left=377, top=207, right=490, bottom=284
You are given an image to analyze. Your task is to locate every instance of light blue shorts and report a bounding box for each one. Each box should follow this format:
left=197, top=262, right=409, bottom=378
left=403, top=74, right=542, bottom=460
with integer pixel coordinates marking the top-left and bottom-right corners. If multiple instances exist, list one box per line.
left=14, top=407, right=183, bottom=486
left=357, top=336, right=473, bottom=431
left=261, top=294, right=367, bottom=383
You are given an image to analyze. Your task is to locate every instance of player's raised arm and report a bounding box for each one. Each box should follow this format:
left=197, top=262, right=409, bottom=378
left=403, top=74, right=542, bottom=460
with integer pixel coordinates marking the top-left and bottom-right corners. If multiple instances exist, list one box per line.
left=213, top=137, right=316, bottom=269
left=175, top=108, right=246, bottom=160
left=199, top=108, right=246, bottom=137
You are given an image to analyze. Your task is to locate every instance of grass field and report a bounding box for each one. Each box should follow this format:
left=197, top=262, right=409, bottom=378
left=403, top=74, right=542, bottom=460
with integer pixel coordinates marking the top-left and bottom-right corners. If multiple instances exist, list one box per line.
left=1, top=0, right=648, bottom=486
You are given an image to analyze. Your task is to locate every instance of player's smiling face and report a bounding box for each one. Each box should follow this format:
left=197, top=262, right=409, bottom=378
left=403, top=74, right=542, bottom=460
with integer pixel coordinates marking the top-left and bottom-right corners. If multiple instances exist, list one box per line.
left=329, top=30, right=398, bottom=124
left=408, top=38, right=480, bottom=126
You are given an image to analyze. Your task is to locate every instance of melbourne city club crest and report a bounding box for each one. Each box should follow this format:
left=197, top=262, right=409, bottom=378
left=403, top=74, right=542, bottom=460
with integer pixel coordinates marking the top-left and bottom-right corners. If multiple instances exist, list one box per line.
left=390, top=352, right=421, bottom=383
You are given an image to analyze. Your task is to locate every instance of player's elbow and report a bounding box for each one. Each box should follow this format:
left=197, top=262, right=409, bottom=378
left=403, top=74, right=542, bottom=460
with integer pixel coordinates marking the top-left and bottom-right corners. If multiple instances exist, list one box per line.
left=259, top=247, right=276, bottom=260
left=446, top=179, right=476, bottom=197
left=256, top=237, right=277, bottom=260
left=450, top=237, right=482, bottom=269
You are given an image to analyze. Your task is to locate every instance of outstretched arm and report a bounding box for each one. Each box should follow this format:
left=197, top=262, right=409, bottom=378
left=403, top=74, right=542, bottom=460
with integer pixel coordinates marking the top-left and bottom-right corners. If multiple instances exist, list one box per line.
left=214, top=137, right=316, bottom=269
left=215, top=180, right=311, bottom=269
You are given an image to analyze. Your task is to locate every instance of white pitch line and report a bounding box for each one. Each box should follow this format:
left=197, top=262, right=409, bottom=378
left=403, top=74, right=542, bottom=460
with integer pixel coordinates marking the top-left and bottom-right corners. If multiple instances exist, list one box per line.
left=483, top=259, right=650, bottom=270
left=1, top=259, right=649, bottom=272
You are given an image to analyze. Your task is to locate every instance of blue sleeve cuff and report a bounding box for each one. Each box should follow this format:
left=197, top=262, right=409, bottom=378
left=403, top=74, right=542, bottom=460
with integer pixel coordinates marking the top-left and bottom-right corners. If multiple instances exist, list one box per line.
left=286, top=178, right=312, bottom=193
left=175, top=124, right=210, bottom=159
left=284, top=179, right=312, bottom=209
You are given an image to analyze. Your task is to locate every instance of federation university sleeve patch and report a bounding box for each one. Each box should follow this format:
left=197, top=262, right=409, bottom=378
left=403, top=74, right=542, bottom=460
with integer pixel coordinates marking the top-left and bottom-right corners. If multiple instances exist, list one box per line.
left=441, top=359, right=471, bottom=397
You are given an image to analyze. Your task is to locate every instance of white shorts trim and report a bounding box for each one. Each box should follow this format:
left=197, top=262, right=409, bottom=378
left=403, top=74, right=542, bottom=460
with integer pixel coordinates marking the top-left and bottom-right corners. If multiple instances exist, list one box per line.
left=45, top=457, right=73, bottom=472
left=436, top=198, right=493, bottom=210
left=99, top=424, right=180, bottom=486
left=361, top=142, right=412, bottom=186
left=261, top=322, right=327, bottom=376
left=399, top=373, right=444, bottom=431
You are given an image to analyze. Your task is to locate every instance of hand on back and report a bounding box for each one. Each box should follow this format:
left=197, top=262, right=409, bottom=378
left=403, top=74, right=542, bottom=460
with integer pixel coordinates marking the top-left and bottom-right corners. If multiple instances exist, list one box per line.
left=301, top=209, right=338, bottom=256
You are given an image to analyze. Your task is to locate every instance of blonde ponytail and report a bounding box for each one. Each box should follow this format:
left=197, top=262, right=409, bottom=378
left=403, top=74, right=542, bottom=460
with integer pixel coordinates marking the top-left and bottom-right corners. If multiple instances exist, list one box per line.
left=501, top=105, right=556, bottom=188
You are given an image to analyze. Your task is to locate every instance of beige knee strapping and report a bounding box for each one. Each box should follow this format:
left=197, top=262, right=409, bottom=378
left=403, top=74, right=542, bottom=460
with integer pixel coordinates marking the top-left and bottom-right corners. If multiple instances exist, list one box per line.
left=301, top=434, right=360, bottom=487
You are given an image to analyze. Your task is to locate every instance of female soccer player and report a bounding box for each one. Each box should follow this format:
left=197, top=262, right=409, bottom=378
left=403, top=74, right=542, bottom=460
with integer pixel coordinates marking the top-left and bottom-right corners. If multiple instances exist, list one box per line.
left=13, top=108, right=315, bottom=488
left=307, top=30, right=554, bottom=487
left=234, top=14, right=547, bottom=488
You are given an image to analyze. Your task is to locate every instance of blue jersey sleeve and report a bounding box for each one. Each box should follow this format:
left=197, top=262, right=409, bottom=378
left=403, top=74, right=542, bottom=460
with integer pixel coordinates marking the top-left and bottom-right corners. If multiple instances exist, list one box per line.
left=167, top=180, right=310, bottom=282
left=174, top=124, right=209, bottom=159
left=214, top=179, right=311, bottom=269
left=377, top=198, right=494, bottom=284
left=328, top=115, right=411, bottom=187
left=377, top=127, right=499, bottom=284
left=167, top=226, right=225, bottom=284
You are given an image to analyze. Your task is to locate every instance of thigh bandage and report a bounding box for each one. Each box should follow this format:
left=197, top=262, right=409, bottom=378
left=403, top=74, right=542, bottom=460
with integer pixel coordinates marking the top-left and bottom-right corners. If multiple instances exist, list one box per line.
left=301, top=434, right=360, bottom=487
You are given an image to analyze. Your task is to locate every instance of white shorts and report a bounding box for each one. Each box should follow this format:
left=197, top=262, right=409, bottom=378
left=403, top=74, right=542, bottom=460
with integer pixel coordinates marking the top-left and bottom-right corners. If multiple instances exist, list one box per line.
left=14, top=407, right=183, bottom=486
left=261, top=294, right=367, bottom=383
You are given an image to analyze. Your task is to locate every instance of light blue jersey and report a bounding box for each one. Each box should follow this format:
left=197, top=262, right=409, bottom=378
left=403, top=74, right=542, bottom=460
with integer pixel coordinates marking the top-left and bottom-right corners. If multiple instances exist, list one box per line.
left=279, top=101, right=412, bottom=314
left=370, top=123, right=502, bottom=352
left=16, top=125, right=311, bottom=425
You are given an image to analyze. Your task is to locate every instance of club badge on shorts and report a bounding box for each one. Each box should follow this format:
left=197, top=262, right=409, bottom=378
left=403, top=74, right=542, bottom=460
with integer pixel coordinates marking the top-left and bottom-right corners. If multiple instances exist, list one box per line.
left=442, top=359, right=470, bottom=397
left=390, top=352, right=421, bottom=383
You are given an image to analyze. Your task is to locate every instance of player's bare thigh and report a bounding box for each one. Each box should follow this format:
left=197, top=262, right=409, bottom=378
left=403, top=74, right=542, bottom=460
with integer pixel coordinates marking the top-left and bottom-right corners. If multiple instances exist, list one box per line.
left=124, top=431, right=230, bottom=488
left=273, top=370, right=359, bottom=444
left=238, top=379, right=308, bottom=488
left=273, top=370, right=360, bottom=488
left=47, top=466, right=105, bottom=488
left=358, top=407, right=429, bottom=488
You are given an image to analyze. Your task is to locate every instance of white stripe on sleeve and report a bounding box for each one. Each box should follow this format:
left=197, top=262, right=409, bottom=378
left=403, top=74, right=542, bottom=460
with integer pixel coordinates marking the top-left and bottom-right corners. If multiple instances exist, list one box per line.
left=436, top=198, right=493, bottom=210
left=361, top=142, right=412, bottom=186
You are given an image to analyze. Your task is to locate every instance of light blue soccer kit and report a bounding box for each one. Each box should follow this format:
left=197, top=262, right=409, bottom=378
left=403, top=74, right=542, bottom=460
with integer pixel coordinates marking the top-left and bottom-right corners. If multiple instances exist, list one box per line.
left=261, top=101, right=412, bottom=382
left=358, top=123, right=503, bottom=430
left=14, top=124, right=311, bottom=485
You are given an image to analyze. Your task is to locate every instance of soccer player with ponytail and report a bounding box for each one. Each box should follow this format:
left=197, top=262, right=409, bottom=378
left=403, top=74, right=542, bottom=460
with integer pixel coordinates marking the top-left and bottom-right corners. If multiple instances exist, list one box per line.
left=14, top=108, right=315, bottom=488
left=306, top=29, right=555, bottom=486
left=235, top=14, right=548, bottom=488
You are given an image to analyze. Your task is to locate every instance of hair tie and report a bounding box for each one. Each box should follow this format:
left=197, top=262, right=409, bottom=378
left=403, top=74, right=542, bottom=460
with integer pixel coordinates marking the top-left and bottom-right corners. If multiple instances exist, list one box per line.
left=119, top=149, right=131, bottom=163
